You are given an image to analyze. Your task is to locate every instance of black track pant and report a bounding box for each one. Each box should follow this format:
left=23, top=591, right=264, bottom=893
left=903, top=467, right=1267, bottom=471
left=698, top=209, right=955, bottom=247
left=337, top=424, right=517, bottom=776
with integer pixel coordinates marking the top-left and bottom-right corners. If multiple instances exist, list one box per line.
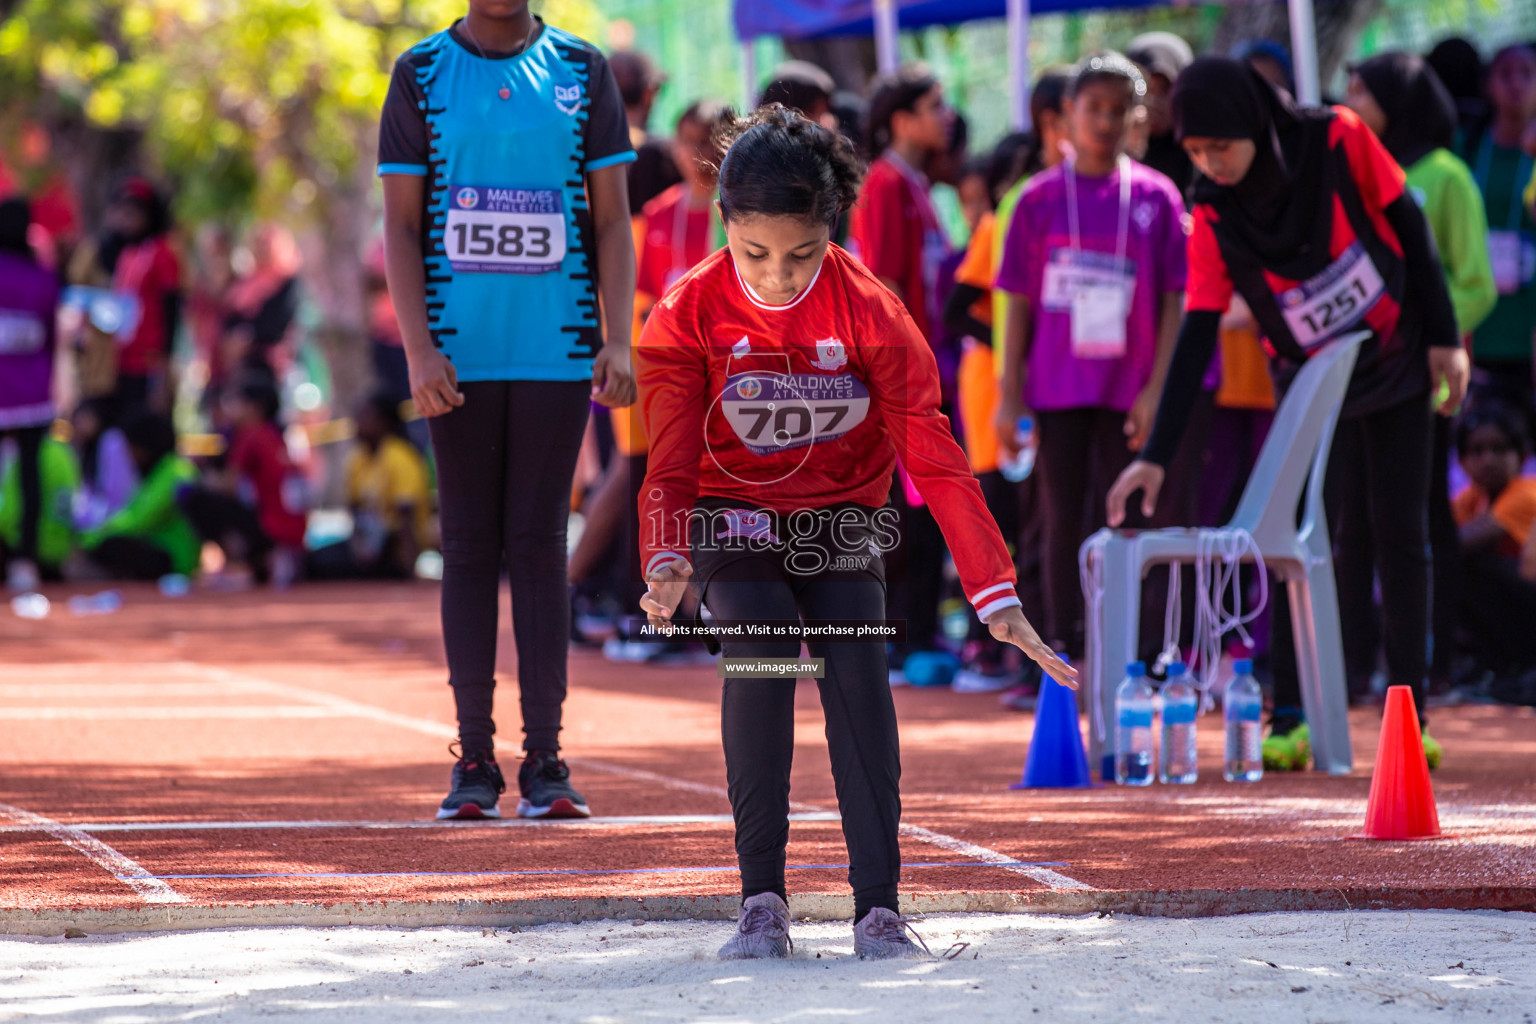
left=693, top=502, right=901, bottom=922
left=0, top=426, right=45, bottom=564
left=428, top=380, right=590, bottom=755
left=1273, top=393, right=1432, bottom=724
left=1034, top=408, right=1151, bottom=657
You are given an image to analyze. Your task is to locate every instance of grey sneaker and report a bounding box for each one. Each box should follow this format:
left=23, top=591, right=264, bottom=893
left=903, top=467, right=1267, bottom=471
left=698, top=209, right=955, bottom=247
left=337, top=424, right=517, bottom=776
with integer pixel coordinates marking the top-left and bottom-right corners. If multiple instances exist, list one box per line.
left=717, top=892, right=792, bottom=960
left=853, top=907, right=932, bottom=960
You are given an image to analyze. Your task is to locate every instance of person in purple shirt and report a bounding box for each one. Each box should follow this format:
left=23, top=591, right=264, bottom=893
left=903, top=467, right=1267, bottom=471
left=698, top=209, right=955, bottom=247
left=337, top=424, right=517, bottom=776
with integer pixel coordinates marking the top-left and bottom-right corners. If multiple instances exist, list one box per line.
left=994, top=52, right=1187, bottom=660
left=0, top=197, right=61, bottom=591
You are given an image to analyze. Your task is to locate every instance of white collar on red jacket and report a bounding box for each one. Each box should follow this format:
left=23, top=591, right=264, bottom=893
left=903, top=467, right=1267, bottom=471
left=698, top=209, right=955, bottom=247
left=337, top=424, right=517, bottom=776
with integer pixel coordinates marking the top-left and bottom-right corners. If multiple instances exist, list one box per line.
left=731, top=252, right=825, bottom=312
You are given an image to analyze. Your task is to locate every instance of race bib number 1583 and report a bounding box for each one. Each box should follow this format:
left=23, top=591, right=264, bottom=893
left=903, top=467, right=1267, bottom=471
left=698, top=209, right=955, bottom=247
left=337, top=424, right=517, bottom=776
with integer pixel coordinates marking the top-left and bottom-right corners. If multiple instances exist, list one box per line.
left=445, top=185, right=567, bottom=274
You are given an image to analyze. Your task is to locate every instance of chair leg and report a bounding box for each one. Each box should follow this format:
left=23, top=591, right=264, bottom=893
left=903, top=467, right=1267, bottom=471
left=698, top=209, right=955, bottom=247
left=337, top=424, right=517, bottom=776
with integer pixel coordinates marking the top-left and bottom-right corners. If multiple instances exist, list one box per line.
left=1086, top=538, right=1143, bottom=780
left=1289, top=566, right=1354, bottom=775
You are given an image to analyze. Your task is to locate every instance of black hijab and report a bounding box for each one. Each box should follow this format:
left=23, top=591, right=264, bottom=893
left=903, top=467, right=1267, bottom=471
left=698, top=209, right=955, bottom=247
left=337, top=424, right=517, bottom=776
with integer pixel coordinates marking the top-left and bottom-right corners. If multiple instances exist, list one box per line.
left=1354, top=52, right=1456, bottom=169
left=1172, top=57, right=1332, bottom=267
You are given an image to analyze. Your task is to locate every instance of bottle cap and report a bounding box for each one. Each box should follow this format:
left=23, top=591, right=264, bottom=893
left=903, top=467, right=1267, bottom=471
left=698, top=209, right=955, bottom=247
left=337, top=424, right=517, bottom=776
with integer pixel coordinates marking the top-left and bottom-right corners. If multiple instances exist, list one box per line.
left=1126, top=661, right=1146, bottom=677
left=1234, top=658, right=1253, bottom=675
left=1169, top=660, right=1187, bottom=676
left=1017, top=414, right=1034, bottom=431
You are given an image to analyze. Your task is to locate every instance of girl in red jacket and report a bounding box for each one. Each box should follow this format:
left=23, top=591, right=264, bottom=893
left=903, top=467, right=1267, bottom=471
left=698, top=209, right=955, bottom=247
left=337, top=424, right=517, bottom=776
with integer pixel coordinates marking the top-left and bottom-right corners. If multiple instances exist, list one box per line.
left=636, top=106, right=1073, bottom=961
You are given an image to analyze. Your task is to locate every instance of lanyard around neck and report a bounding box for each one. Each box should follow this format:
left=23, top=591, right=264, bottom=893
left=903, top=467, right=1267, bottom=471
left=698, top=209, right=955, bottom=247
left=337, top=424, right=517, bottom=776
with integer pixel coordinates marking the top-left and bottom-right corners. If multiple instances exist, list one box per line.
left=1475, top=132, right=1534, bottom=232
left=1064, top=155, right=1133, bottom=273
left=669, top=191, right=725, bottom=281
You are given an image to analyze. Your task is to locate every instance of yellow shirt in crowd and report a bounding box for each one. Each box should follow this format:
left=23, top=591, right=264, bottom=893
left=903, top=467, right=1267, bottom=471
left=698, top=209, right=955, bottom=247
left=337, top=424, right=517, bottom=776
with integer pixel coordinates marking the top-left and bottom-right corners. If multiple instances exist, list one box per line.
left=346, top=436, right=431, bottom=549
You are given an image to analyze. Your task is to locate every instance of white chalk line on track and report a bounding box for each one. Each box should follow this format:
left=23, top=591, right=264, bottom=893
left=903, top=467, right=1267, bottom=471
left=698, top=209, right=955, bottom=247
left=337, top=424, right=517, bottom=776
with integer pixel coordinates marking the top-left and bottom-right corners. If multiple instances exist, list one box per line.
left=4, top=661, right=1095, bottom=892
left=0, top=803, right=186, bottom=905
left=0, top=706, right=346, bottom=720
left=0, top=813, right=842, bottom=835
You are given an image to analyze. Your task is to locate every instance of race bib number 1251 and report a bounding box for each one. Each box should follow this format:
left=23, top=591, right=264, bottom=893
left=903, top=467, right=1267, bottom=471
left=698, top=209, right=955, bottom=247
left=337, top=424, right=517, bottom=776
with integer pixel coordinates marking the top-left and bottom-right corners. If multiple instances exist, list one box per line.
left=445, top=185, right=567, bottom=274
left=1277, top=242, right=1385, bottom=350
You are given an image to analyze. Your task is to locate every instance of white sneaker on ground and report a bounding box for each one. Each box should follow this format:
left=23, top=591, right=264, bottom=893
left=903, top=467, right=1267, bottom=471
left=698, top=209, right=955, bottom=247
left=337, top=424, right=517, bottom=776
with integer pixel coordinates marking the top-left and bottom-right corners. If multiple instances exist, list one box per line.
left=717, top=892, right=792, bottom=960
left=853, top=907, right=932, bottom=960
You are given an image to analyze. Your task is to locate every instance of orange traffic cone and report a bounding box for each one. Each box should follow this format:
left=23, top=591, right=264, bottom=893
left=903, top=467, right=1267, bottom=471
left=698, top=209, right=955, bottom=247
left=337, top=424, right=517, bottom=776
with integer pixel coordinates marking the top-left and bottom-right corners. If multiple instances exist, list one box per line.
left=1354, top=685, right=1445, bottom=841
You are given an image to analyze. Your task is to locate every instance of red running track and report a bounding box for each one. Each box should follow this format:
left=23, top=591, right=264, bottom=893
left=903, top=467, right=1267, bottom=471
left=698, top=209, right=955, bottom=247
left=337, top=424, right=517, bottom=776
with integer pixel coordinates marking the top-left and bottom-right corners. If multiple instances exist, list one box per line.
left=1, top=582, right=1533, bottom=928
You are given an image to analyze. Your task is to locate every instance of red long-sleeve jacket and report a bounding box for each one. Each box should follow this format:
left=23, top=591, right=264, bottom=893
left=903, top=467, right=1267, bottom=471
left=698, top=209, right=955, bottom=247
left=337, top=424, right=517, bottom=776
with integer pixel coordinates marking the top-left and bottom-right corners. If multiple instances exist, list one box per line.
left=636, top=243, right=1020, bottom=622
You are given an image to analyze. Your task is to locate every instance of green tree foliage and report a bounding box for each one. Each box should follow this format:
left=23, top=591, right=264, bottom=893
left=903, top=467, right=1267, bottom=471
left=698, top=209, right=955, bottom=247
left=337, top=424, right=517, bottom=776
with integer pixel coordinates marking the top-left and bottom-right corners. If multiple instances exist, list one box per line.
left=0, top=0, right=602, bottom=413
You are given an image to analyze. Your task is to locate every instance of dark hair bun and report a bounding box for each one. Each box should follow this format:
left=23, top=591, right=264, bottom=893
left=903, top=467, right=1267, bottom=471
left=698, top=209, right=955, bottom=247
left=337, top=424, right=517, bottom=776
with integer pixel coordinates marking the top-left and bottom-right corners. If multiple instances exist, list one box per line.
left=717, top=104, right=864, bottom=229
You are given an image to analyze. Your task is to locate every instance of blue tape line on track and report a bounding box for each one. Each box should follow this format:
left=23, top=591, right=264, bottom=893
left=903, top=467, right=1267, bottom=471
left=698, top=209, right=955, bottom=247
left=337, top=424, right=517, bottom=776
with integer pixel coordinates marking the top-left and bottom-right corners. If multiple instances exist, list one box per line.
left=154, top=861, right=1070, bottom=881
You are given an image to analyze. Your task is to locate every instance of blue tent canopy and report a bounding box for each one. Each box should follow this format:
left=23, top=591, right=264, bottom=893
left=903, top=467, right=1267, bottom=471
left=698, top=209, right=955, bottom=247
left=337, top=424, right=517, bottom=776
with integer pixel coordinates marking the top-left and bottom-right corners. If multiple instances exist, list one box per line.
left=734, top=0, right=1164, bottom=41
left=732, top=0, right=1322, bottom=114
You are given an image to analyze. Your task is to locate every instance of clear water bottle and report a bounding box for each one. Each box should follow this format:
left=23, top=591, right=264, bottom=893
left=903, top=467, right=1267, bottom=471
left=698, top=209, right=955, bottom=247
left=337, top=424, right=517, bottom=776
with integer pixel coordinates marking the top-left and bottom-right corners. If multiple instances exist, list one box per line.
left=1114, top=661, right=1155, bottom=785
left=1223, top=658, right=1264, bottom=782
left=1000, top=415, right=1036, bottom=482
left=1159, top=661, right=1199, bottom=784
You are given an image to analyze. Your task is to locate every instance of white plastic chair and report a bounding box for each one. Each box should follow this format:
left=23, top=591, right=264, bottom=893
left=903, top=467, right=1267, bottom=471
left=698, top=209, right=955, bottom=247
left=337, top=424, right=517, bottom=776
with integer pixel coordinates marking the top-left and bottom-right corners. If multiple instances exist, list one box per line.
left=1081, top=331, right=1366, bottom=777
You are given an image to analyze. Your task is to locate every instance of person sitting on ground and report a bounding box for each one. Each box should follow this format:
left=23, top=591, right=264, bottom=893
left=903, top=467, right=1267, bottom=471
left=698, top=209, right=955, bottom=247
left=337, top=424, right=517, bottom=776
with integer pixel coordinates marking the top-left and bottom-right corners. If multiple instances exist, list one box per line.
left=307, top=393, right=431, bottom=580
left=177, top=376, right=308, bottom=586
left=74, top=412, right=200, bottom=580
left=69, top=401, right=138, bottom=537
left=1452, top=403, right=1536, bottom=698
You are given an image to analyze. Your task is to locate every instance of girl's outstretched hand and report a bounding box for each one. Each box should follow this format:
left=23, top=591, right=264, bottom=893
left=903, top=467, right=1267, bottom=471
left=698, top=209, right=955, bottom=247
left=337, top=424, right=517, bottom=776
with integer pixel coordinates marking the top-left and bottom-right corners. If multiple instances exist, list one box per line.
left=986, top=606, right=1077, bottom=689
left=639, top=559, right=693, bottom=633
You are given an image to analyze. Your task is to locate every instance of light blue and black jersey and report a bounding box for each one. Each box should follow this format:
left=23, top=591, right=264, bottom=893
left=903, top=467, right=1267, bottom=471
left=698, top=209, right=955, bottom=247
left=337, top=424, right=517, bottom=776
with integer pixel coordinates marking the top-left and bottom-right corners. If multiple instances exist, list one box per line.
left=378, top=19, right=635, bottom=381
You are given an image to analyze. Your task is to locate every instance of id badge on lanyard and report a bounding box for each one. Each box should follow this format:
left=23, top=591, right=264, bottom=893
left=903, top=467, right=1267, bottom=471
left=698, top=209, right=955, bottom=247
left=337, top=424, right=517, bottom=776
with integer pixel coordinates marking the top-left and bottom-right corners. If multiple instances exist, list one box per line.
left=1276, top=241, right=1386, bottom=351
left=1056, top=156, right=1135, bottom=360
left=1475, top=137, right=1536, bottom=296
left=1488, top=231, right=1536, bottom=296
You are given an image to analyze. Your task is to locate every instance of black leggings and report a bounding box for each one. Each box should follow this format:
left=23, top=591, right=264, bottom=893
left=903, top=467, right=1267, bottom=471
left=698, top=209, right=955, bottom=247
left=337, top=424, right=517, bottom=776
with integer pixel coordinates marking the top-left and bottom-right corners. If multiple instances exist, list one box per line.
left=1273, top=393, right=1432, bottom=724
left=428, top=380, right=590, bottom=755
left=1034, top=408, right=1151, bottom=657
left=0, top=426, right=45, bottom=564
left=882, top=473, right=944, bottom=653
left=693, top=504, right=901, bottom=922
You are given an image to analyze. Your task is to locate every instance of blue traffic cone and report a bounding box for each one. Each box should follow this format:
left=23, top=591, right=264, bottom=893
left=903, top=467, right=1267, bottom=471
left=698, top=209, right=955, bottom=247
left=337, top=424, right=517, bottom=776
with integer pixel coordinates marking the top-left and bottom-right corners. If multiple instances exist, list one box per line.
left=1011, top=669, right=1094, bottom=789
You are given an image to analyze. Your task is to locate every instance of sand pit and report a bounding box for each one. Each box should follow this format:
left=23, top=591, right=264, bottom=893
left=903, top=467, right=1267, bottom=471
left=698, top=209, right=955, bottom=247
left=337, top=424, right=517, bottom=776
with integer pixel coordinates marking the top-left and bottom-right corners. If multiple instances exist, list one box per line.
left=2, top=909, right=1532, bottom=1022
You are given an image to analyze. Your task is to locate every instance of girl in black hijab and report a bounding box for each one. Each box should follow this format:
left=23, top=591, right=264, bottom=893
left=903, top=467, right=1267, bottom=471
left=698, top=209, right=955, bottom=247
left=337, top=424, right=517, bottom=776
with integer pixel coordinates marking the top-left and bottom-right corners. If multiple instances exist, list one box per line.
left=1106, top=57, right=1467, bottom=769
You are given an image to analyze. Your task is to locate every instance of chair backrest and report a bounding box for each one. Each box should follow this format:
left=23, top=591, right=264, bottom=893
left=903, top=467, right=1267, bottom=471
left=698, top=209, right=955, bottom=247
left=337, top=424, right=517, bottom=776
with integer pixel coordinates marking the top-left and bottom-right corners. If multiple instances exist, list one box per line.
left=1227, top=332, right=1366, bottom=550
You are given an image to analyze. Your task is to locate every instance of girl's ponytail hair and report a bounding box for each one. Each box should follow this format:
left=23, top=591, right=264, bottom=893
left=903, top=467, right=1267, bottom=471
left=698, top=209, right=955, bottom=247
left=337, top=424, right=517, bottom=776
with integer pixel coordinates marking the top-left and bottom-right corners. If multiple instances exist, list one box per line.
left=717, top=104, right=864, bottom=230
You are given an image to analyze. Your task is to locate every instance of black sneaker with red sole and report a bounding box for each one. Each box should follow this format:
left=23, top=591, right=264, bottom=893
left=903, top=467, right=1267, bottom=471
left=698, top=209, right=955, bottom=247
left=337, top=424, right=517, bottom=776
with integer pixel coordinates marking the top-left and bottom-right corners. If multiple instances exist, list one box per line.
left=436, top=745, right=506, bottom=819
left=517, top=751, right=591, bottom=818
